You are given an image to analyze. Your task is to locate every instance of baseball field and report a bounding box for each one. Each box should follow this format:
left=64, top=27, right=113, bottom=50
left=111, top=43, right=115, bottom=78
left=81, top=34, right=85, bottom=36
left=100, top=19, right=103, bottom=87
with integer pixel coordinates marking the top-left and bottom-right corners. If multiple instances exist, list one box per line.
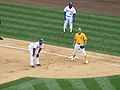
left=0, top=0, right=120, bottom=90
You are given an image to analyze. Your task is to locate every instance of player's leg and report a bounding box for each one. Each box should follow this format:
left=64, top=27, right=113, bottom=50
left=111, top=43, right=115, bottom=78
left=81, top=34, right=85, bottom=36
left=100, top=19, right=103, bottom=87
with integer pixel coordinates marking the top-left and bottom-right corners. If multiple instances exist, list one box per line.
left=36, top=57, right=39, bottom=64
left=80, top=45, right=88, bottom=64
left=71, top=43, right=79, bottom=61
left=63, top=17, right=68, bottom=33
left=28, top=46, right=35, bottom=67
left=69, top=17, right=73, bottom=33
left=36, top=52, right=41, bottom=66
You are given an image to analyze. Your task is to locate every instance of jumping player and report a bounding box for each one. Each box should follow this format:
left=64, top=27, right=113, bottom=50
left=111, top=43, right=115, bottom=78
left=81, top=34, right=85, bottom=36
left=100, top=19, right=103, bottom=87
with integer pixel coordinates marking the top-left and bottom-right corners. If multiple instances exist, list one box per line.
left=71, top=28, right=88, bottom=64
left=63, top=2, right=76, bottom=33
left=28, top=38, right=44, bottom=68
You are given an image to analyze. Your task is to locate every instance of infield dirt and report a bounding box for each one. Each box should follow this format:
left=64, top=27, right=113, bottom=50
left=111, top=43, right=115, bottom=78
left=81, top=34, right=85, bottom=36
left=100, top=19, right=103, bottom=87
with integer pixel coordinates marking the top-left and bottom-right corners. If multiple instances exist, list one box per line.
left=0, top=38, right=120, bottom=84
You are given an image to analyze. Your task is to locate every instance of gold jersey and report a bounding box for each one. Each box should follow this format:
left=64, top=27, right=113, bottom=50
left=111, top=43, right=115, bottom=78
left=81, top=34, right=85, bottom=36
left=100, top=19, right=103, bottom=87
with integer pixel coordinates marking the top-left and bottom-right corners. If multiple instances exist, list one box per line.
left=74, top=32, right=87, bottom=44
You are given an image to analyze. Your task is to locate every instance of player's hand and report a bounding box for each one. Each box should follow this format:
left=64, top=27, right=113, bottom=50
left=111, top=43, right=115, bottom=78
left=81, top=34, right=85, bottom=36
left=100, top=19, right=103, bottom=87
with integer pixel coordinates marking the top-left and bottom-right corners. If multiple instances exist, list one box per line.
left=36, top=54, right=39, bottom=57
left=73, top=19, right=75, bottom=23
left=64, top=17, right=66, bottom=20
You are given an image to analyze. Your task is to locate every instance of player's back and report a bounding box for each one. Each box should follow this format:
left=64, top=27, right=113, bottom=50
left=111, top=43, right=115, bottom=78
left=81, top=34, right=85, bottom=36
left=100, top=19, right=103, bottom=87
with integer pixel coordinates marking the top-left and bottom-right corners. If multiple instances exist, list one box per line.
left=29, top=41, right=39, bottom=49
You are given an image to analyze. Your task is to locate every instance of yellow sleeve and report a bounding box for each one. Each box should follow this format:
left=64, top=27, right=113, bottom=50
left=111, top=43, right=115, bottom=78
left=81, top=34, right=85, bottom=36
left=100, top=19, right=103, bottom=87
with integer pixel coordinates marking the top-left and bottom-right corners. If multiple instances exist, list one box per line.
left=83, top=33, right=87, bottom=40
left=74, top=33, right=77, bottom=40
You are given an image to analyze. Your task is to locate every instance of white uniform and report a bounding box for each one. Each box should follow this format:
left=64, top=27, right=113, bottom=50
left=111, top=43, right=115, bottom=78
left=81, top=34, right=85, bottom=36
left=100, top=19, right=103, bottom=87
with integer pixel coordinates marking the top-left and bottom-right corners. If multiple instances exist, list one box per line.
left=63, top=6, right=76, bottom=32
left=73, top=43, right=87, bottom=56
left=28, top=41, right=44, bottom=66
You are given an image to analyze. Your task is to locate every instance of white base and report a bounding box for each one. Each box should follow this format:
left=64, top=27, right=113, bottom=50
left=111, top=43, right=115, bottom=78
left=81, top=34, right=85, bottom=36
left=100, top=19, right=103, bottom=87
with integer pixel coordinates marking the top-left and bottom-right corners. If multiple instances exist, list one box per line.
left=68, top=56, right=78, bottom=59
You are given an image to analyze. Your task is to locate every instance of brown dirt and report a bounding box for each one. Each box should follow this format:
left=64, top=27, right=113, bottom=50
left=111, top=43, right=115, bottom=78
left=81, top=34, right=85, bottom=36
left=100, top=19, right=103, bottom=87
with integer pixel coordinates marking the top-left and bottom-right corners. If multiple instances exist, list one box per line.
left=0, top=38, right=120, bottom=84
left=3, top=0, right=120, bottom=16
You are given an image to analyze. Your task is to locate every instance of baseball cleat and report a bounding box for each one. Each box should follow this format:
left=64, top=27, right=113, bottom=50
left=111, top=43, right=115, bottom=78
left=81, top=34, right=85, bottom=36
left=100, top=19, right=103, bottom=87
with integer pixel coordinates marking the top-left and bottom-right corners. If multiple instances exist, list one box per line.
left=0, top=37, right=3, bottom=40
left=70, top=58, right=74, bottom=61
left=30, top=65, right=35, bottom=68
left=62, top=32, right=66, bottom=34
left=36, top=64, right=41, bottom=66
left=70, top=32, right=74, bottom=34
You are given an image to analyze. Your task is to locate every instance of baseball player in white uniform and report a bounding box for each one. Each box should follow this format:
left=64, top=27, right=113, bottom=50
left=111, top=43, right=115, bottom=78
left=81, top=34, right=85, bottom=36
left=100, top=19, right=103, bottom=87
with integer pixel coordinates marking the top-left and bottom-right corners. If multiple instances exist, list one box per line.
left=63, top=2, right=76, bottom=33
left=28, top=38, right=44, bottom=68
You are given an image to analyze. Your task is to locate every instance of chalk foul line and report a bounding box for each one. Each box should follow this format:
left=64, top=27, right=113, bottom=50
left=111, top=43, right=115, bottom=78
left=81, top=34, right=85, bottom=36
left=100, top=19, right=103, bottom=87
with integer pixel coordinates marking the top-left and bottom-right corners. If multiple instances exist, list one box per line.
left=0, top=44, right=120, bottom=67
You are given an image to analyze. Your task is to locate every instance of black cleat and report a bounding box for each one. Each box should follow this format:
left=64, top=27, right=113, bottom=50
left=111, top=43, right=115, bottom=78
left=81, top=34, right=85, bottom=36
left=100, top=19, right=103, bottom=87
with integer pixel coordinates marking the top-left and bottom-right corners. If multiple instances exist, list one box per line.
left=0, top=37, right=3, bottom=40
left=62, top=32, right=65, bottom=34
left=36, top=64, right=41, bottom=66
left=30, top=65, right=35, bottom=68
left=70, top=32, right=74, bottom=34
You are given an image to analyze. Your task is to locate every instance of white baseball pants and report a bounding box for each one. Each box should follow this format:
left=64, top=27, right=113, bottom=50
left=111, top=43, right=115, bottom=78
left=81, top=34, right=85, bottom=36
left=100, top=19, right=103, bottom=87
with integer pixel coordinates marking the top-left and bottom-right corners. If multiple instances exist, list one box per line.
left=73, top=43, right=87, bottom=56
left=64, top=16, right=73, bottom=32
left=28, top=45, right=40, bottom=66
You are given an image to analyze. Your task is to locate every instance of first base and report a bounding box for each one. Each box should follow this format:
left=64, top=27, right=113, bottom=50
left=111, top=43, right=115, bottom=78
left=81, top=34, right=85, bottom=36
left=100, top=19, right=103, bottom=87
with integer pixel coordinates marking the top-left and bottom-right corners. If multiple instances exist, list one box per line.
left=68, top=56, right=78, bottom=59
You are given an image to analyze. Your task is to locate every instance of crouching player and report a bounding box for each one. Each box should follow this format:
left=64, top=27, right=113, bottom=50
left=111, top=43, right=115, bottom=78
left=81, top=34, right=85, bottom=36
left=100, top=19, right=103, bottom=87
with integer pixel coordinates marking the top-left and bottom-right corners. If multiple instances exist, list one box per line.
left=28, top=38, right=44, bottom=68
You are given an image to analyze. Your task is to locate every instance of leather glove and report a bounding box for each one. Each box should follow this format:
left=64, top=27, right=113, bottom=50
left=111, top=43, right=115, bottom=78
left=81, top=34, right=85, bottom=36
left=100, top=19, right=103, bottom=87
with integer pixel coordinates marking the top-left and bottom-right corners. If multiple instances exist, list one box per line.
left=80, top=45, right=85, bottom=49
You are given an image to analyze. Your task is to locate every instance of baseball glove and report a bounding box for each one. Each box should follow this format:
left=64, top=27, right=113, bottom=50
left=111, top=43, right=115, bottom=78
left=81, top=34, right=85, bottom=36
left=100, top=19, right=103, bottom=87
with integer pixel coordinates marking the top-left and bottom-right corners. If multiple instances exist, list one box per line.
left=80, top=45, right=85, bottom=49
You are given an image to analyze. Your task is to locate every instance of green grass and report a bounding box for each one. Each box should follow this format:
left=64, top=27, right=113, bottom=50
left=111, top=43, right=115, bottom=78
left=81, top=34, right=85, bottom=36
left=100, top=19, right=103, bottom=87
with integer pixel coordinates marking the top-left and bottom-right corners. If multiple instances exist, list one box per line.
left=0, top=75, right=120, bottom=90
left=0, top=1, right=120, bottom=56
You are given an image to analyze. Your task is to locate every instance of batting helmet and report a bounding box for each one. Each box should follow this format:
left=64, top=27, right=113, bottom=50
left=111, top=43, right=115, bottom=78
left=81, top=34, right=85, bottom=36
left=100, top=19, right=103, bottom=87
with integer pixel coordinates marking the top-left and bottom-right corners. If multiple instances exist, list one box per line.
left=39, top=38, right=44, bottom=45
